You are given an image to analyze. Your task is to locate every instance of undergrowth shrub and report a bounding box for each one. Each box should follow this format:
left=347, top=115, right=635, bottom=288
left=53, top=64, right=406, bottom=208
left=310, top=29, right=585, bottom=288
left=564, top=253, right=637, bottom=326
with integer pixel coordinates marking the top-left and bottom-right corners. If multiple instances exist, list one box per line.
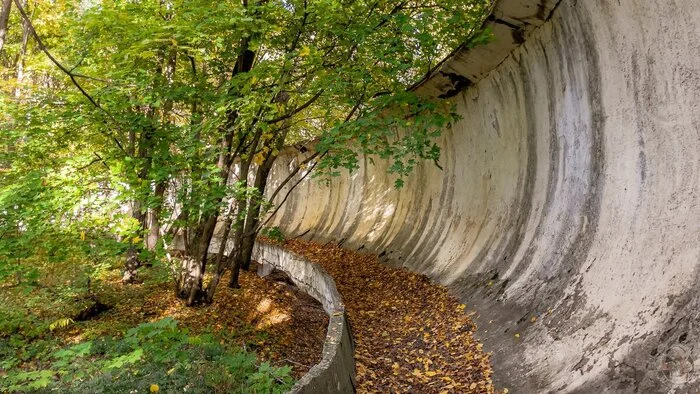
left=0, top=317, right=293, bottom=393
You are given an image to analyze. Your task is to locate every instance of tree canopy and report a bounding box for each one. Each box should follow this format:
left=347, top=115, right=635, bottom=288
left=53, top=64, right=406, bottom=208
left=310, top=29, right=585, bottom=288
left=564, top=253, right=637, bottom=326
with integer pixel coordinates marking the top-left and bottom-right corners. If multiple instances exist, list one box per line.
left=1, top=0, right=490, bottom=299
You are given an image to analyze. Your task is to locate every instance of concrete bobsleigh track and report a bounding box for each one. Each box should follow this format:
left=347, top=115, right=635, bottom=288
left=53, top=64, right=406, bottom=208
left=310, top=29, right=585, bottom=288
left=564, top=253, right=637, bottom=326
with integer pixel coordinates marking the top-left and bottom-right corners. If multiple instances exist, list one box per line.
left=266, top=0, right=700, bottom=392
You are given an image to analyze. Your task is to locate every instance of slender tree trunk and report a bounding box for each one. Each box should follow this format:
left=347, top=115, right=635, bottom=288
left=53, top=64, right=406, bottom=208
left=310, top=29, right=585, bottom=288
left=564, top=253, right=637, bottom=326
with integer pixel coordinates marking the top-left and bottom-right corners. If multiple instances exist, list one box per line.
left=13, top=0, right=28, bottom=98
left=176, top=117, right=239, bottom=304
left=177, top=42, right=257, bottom=305
left=226, top=226, right=245, bottom=288
left=122, top=113, right=156, bottom=282
left=125, top=45, right=176, bottom=276
left=0, top=0, right=12, bottom=53
left=234, top=157, right=275, bottom=272
left=229, top=127, right=288, bottom=287
left=182, top=215, right=216, bottom=305
left=203, top=210, right=234, bottom=303
left=146, top=181, right=165, bottom=251
left=177, top=119, right=236, bottom=304
left=122, top=201, right=145, bottom=283
left=146, top=50, right=175, bottom=251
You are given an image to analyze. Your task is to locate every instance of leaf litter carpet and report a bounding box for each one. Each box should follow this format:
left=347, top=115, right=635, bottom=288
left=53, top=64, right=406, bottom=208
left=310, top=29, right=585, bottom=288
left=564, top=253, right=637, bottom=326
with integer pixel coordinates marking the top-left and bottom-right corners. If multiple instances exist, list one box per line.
left=283, top=239, right=497, bottom=394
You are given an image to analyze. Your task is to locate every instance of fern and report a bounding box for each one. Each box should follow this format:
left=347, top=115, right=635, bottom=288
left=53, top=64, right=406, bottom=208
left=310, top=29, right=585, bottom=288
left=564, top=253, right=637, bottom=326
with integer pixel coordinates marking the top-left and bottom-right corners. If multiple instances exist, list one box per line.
left=49, top=317, right=74, bottom=331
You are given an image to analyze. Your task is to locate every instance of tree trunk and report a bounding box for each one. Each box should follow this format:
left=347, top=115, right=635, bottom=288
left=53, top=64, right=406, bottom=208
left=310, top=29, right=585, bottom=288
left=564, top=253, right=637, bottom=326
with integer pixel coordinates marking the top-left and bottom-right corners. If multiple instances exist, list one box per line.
left=229, top=135, right=282, bottom=286
left=122, top=120, right=154, bottom=283
left=203, top=212, right=234, bottom=303
left=177, top=43, right=257, bottom=304
left=176, top=213, right=216, bottom=306
left=0, top=0, right=12, bottom=53
left=13, top=0, right=28, bottom=98
left=122, top=200, right=145, bottom=283
left=146, top=179, right=166, bottom=251
left=227, top=155, right=253, bottom=289
left=146, top=49, right=176, bottom=251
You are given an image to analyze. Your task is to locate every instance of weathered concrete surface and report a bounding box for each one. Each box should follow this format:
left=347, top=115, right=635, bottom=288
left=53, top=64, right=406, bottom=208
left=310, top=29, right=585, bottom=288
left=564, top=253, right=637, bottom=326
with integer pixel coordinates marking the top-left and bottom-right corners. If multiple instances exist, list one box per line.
left=267, top=0, right=700, bottom=392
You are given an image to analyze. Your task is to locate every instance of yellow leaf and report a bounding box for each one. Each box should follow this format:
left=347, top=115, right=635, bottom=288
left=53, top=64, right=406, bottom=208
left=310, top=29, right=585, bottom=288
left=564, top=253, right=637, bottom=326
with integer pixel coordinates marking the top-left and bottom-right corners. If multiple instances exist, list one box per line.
left=150, top=384, right=159, bottom=392
left=298, top=46, right=310, bottom=57
left=254, top=152, right=265, bottom=166
left=132, top=236, right=142, bottom=244
left=80, top=231, right=85, bottom=241
left=425, top=370, right=437, bottom=377
left=531, top=316, right=538, bottom=323
left=250, top=76, right=258, bottom=85
left=503, top=389, right=509, bottom=394
left=514, top=333, right=520, bottom=338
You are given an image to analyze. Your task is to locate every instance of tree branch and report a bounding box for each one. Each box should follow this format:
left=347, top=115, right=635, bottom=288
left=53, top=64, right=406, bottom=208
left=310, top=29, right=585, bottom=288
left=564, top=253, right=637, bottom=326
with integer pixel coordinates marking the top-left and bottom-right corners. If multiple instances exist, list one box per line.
left=267, top=89, right=324, bottom=124
left=12, top=0, right=126, bottom=154
left=254, top=151, right=325, bottom=234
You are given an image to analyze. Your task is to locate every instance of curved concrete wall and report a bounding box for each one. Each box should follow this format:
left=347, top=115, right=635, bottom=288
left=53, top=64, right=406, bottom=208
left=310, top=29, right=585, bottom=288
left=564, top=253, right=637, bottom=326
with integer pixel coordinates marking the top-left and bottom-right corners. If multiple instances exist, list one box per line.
left=267, top=0, right=700, bottom=392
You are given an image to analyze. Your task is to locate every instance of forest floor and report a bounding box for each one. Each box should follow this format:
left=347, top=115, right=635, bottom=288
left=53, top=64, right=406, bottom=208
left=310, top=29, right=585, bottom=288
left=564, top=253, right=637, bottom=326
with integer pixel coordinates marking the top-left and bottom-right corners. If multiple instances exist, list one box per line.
left=283, top=239, right=499, bottom=394
left=72, top=268, right=329, bottom=378
left=0, top=258, right=328, bottom=388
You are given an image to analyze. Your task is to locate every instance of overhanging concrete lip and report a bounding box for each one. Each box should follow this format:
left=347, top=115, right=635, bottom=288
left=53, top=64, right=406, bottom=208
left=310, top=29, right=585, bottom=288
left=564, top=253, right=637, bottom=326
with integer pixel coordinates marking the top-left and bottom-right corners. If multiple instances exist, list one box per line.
left=413, top=0, right=562, bottom=98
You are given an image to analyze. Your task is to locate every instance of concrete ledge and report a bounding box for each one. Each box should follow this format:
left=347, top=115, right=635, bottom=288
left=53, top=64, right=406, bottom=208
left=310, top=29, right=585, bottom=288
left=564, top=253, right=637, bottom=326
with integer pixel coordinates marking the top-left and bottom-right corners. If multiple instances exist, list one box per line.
left=252, top=242, right=356, bottom=394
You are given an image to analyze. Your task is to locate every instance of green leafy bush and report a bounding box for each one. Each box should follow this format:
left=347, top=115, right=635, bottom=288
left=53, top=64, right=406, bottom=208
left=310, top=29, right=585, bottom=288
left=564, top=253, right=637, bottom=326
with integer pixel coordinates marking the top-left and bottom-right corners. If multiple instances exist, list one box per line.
left=0, top=318, right=293, bottom=393
left=260, top=227, right=286, bottom=244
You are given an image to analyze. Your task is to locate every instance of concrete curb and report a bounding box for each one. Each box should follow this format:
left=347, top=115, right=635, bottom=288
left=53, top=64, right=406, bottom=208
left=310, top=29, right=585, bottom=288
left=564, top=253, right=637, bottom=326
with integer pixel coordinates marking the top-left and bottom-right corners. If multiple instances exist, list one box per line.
left=252, top=242, right=356, bottom=393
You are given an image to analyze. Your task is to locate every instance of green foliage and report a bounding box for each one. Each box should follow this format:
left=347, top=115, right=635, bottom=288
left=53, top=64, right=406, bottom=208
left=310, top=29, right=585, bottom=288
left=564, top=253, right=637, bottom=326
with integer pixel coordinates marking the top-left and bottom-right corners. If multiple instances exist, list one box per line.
left=260, top=226, right=286, bottom=244
left=0, top=318, right=293, bottom=393
left=2, top=0, right=491, bottom=248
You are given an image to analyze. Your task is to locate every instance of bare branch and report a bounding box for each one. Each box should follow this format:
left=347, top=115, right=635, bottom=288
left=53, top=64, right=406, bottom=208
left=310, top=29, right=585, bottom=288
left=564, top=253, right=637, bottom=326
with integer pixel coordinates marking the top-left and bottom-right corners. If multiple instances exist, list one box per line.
left=267, top=151, right=320, bottom=203
left=254, top=151, right=325, bottom=233
left=267, top=89, right=324, bottom=124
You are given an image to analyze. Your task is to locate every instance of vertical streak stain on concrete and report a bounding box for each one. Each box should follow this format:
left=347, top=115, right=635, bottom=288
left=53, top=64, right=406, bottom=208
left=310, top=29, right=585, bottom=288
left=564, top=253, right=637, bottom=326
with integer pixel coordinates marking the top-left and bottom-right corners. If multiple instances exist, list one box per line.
left=265, top=0, right=700, bottom=391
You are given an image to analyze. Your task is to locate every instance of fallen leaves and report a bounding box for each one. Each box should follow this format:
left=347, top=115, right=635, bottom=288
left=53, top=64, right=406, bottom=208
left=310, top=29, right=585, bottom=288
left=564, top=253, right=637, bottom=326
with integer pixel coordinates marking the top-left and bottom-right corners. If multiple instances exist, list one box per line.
left=54, top=267, right=328, bottom=379
left=283, top=239, right=495, bottom=393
